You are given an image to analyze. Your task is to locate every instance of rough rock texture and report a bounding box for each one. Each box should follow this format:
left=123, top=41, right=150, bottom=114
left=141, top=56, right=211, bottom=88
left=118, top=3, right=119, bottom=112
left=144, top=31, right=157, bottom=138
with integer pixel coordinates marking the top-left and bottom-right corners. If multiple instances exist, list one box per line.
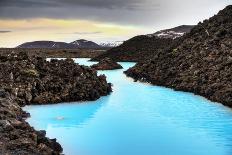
left=91, top=58, right=123, bottom=70
left=91, top=36, right=173, bottom=62
left=0, top=90, right=62, bottom=155
left=125, top=5, right=232, bottom=107
left=0, top=52, right=112, bottom=105
left=0, top=52, right=112, bottom=154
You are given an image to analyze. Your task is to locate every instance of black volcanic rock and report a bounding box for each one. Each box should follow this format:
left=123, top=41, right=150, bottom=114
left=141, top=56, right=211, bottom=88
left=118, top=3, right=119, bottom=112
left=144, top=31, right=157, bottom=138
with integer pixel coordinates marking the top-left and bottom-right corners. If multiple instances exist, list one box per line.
left=0, top=51, right=112, bottom=154
left=0, top=52, right=112, bottom=105
left=0, top=91, right=62, bottom=155
left=125, top=5, right=232, bottom=107
left=91, top=58, right=123, bottom=70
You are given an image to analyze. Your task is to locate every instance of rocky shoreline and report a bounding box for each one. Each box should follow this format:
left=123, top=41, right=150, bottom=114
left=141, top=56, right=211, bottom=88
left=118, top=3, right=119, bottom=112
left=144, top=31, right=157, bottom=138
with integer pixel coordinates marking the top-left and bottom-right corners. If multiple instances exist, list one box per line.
left=91, top=58, right=123, bottom=70
left=125, top=5, right=232, bottom=108
left=0, top=52, right=112, bottom=154
left=0, top=91, right=62, bottom=155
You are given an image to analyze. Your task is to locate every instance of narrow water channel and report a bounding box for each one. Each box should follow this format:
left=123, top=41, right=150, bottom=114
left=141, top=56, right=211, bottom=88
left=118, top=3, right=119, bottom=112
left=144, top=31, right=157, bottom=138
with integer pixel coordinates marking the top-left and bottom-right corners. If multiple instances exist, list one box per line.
left=24, top=58, right=232, bottom=155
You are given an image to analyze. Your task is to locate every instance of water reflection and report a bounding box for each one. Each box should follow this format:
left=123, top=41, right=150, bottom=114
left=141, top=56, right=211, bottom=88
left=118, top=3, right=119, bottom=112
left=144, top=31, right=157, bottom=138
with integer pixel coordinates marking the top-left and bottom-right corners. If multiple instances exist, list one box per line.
left=24, top=96, right=111, bottom=130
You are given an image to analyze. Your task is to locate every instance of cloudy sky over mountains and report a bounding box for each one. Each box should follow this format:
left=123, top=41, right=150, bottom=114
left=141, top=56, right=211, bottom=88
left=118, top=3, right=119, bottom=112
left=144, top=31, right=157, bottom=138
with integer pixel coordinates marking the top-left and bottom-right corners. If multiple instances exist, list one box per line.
left=0, top=0, right=230, bottom=47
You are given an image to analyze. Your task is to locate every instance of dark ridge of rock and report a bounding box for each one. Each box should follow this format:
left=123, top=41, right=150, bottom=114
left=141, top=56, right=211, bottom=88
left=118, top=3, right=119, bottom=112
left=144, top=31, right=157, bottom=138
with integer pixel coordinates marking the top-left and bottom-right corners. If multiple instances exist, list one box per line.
left=0, top=90, right=62, bottom=155
left=91, top=25, right=194, bottom=62
left=0, top=52, right=112, bottom=105
left=0, top=51, right=112, bottom=154
left=91, top=36, right=173, bottom=62
left=91, top=58, right=123, bottom=70
left=125, top=5, right=232, bottom=107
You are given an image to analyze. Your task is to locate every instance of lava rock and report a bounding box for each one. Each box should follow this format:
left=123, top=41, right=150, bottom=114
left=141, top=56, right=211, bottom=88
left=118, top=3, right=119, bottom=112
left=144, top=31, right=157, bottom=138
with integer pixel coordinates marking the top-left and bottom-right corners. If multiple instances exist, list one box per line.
left=0, top=51, right=112, bottom=154
left=125, top=5, right=232, bottom=108
left=0, top=53, right=112, bottom=105
left=91, top=58, right=123, bottom=70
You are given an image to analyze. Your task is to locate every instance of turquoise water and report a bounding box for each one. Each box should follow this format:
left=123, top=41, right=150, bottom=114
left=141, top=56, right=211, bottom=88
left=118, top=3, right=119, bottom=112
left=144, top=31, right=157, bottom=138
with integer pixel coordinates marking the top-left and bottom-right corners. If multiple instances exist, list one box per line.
left=24, top=58, right=232, bottom=155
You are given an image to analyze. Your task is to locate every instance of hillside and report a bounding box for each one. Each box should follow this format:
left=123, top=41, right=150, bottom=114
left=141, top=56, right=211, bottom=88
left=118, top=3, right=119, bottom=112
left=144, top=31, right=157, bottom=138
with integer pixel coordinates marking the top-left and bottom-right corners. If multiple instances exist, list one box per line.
left=92, top=25, right=194, bottom=62
left=92, top=36, right=173, bottom=62
left=125, top=5, right=232, bottom=107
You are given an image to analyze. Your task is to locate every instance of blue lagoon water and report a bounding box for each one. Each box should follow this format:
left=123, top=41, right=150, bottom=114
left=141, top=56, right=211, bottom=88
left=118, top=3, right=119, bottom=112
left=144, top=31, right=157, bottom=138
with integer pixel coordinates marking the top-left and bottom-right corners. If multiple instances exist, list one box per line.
left=24, top=58, right=232, bottom=155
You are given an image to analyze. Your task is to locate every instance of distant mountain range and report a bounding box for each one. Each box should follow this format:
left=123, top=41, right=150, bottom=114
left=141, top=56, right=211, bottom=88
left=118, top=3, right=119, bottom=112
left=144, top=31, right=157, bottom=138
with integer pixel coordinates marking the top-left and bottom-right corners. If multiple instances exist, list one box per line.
left=17, top=39, right=122, bottom=49
left=92, top=25, right=195, bottom=62
left=17, top=25, right=194, bottom=50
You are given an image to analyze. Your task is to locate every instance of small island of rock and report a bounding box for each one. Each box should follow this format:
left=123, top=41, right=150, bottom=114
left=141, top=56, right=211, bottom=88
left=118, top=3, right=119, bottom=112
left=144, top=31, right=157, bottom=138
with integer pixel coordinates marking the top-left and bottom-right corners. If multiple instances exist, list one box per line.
left=91, top=58, right=123, bottom=70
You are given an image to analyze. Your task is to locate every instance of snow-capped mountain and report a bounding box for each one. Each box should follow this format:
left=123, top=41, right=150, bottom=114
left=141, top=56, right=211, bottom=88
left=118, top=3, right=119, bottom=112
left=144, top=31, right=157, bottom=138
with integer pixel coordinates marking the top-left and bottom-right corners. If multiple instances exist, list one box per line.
left=149, top=25, right=195, bottom=39
left=17, top=39, right=124, bottom=49
left=99, top=41, right=123, bottom=48
left=70, top=39, right=101, bottom=49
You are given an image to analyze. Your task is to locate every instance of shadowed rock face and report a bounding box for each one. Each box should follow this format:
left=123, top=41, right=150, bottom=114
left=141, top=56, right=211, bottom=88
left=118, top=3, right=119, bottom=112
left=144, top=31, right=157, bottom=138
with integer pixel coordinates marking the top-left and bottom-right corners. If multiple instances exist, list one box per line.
left=91, top=58, right=123, bottom=70
left=125, top=5, right=232, bottom=107
left=92, top=36, right=173, bottom=62
left=0, top=52, right=112, bottom=154
left=91, top=25, right=194, bottom=62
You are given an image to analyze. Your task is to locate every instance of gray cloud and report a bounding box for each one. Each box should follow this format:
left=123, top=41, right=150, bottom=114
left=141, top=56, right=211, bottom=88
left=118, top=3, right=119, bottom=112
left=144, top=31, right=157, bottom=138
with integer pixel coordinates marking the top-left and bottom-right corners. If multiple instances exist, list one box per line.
left=0, top=30, right=11, bottom=33
left=0, top=0, right=230, bottom=29
left=0, top=0, right=155, bottom=10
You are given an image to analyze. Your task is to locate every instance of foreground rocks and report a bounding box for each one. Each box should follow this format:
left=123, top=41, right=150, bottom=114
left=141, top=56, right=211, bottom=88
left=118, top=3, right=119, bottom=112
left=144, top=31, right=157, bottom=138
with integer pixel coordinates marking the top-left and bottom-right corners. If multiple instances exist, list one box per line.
left=0, top=52, right=112, bottom=154
left=91, top=58, right=123, bottom=70
left=0, top=90, right=62, bottom=155
left=125, top=5, right=232, bottom=108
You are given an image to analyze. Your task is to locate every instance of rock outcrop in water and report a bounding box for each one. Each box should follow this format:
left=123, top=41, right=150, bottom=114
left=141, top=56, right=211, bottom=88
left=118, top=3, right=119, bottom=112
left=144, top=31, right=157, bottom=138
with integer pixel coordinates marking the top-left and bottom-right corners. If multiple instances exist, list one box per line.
left=91, top=58, right=123, bottom=70
left=125, top=5, right=232, bottom=107
left=0, top=52, right=112, bottom=154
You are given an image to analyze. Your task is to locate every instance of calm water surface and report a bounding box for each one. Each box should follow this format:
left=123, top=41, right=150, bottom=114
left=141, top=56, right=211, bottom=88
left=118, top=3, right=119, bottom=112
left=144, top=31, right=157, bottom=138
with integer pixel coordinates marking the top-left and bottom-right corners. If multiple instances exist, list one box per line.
left=24, top=58, right=232, bottom=155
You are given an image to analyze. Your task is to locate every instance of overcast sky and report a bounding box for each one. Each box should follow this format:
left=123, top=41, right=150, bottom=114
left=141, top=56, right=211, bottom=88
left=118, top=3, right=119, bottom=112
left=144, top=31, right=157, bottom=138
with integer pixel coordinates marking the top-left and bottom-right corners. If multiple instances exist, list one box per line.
left=0, top=0, right=231, bottom=47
